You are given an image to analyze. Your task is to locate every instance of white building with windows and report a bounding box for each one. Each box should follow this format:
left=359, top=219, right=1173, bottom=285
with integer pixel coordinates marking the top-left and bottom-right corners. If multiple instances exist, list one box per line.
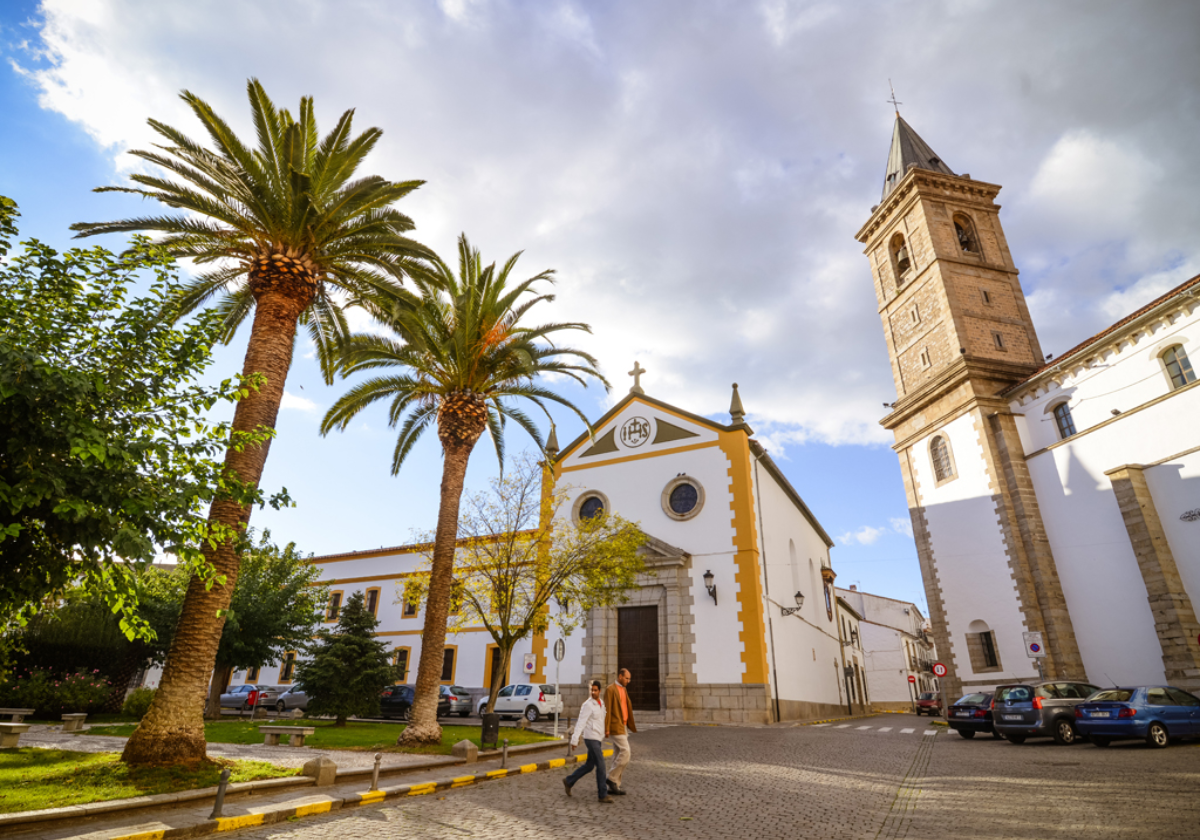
left=859, top=114, right=1200, bottom=701
left=837, top=586, right=936, bottom=711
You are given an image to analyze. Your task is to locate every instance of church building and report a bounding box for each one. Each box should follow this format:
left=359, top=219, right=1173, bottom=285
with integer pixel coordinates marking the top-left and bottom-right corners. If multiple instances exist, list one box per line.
left=857, top=115, right=1200, bottom=701
left=242, top=376, right=863, bottom=724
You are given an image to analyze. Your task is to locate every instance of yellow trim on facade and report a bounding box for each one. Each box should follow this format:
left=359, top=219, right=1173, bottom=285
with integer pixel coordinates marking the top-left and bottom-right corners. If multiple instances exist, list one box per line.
left=375, top=627, right=491, bottom=636
left=717, top=429, right=770, bottom=685
left=324, top=572, right=413, bottom=586
left=560, top=439, right=720, bottom=473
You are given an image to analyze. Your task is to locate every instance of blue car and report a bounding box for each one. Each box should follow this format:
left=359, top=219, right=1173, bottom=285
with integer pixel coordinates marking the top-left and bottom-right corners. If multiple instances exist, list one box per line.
left=1074, top=686, right=1200, bottom=748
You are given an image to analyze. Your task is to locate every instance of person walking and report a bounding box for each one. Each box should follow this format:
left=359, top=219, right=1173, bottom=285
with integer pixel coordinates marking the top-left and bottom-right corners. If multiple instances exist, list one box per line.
left=604, top=668, right=636, bottom=795
left=564, top=680, right=614, bottom=803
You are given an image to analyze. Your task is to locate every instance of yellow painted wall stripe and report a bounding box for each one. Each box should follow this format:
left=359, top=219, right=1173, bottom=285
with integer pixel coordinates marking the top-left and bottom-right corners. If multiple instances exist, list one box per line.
left=216, top=813, right=265, bottom=831
left=560, top=439, right=720, bottom=472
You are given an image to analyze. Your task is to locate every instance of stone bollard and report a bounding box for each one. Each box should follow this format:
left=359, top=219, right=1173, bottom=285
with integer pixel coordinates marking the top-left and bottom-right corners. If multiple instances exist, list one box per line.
left=302, top=756, right=338, bottom=786
left=451, top=739, right=478, bottom=763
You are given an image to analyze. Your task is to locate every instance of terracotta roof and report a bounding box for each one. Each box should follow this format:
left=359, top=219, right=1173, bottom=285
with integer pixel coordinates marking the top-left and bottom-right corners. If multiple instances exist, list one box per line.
left=1003, top=272, right=1200, bottom=396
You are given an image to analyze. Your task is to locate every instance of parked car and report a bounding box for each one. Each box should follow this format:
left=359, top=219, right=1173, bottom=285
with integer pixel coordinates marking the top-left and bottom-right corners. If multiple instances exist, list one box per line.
left=1075, top=686, right=1200, bottom=748
left=270, top=685, right=309, bottom=713
left=219, top=684, right=265, bottom=710
left=947, top=692, right=1000, bottom=739
left=477, top=683, right=563, bottom=722
left=993, top=681, right=1100, bottom=745
left=379, top=685, right=451, bottom=720
left=251, top=685, right=288, bottom=709
left=915, top=692, right=943, bottom=716
left=441, top=685, right=473, bottom=717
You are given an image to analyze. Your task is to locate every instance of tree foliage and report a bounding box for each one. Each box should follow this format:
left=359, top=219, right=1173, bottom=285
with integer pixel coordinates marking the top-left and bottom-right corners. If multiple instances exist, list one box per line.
left=0, top=196, right=283, bottom=639
left=295, top=591, right=396, bottom=726
left=403, top=454, right=646, bottom=713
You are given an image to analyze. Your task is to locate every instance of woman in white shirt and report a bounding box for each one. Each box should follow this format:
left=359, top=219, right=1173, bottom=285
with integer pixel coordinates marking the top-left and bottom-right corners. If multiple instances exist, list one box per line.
left=564, top=680, right=614, bottom=803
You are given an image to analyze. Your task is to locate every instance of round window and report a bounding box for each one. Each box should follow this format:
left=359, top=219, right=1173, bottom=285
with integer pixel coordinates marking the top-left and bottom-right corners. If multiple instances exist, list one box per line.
left=661, top=476, right=705, bottom=521
left=669, top=483, right=699, bottom=515
left=579, top=496, right=605, bottom=520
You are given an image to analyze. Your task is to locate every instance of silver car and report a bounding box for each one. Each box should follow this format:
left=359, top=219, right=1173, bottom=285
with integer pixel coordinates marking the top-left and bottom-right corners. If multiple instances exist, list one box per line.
left=219, top=684, right=264, bottom=710
left=272, top=685, right=309, bottom=713
left=441, top=685, right=472, bottom=717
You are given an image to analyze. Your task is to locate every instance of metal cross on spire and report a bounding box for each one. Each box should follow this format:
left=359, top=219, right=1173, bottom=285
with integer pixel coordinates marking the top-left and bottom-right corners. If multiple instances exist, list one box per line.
left=628, top=360, right=646, bottom=395
left=887, top=79, right=902, bottom=115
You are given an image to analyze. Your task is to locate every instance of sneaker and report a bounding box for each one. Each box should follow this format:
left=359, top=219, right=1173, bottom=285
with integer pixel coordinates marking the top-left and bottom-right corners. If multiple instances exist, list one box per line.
left=563, top=779, right=572, bottom=797
left=599, top=796, right=615, bottom=804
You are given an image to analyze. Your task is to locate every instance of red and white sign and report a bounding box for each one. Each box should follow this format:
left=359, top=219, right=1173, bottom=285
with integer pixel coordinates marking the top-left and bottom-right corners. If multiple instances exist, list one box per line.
left=932, top=662, right=948, bottom=678
left=907, top=675, right=916, bottom=683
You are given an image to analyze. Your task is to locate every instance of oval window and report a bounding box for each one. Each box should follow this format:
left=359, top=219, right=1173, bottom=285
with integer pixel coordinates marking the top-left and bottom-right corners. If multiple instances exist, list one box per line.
left=669, top=483, right=699, bottom=514
left=578, top=495, right=605, bottom=520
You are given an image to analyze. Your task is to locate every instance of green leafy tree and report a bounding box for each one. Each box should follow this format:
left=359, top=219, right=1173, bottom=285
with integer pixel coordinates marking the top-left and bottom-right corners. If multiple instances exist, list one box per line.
left=295, top=592, right=395, bottom=727
left=321, top=235, right=607, bottom=745
left=70, top=80, right=429, bottom=766
left=403, top=453, right=646, bottom=715
left=0, top=196, right=277, bottom=650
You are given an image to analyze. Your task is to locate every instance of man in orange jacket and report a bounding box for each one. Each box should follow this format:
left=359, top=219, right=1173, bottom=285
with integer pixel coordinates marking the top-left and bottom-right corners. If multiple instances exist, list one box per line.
left=603, top=668, right=636, bottom=794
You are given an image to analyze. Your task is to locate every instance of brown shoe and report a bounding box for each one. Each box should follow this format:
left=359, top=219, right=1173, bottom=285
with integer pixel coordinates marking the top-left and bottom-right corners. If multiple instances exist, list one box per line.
left=563, top=779, right=572, bottom=797
left=599, top=796, right=615, bottom=803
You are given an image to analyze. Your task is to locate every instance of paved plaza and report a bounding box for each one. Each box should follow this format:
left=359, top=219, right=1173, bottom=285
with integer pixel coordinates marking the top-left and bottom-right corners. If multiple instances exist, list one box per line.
left=222, top=714, right=1199, bottom=840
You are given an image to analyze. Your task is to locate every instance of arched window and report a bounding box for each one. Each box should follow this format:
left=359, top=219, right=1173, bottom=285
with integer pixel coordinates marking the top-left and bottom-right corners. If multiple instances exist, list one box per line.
left=890, top=232, right=911, bottom=281
left=953, top=214, right=978, bottom=254
left=930, top=436, right=955, bottom=483
left=1162, top=345, right=1196, bottom=390
left=1052, top=402, right=1076, bottom=439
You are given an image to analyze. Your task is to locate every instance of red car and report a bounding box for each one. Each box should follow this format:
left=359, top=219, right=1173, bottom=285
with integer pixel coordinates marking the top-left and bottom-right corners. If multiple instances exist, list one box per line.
left=916, top=692, right=943, bottom=716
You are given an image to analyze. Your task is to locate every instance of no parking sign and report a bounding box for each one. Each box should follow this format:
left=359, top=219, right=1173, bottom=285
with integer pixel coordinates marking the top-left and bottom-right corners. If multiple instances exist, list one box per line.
left=1023, top=631, right=1046, bottom=658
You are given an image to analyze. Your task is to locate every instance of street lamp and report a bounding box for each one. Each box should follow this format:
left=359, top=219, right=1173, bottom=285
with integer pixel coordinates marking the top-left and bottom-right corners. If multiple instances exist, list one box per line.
left=781, top=591, right=804, bottom=617
left=703, top=570, right=718, bottom=605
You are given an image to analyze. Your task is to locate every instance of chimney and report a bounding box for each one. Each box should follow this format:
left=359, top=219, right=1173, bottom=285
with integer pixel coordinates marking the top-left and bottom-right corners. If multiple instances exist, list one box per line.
left=849, top=585, right=857, bottom=591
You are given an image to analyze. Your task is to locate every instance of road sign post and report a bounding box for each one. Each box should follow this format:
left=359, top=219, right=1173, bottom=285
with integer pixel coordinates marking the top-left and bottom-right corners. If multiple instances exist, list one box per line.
left=931, top=662, right=948, bottom=720
left=1023, top=631, right=1046, bottom=681
left=552, top=638, right=566, bottom=739
left=907, top=674, right=916, bottom=713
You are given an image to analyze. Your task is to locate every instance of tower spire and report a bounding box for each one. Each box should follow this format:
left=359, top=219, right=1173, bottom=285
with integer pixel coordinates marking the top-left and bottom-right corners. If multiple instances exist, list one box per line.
left=729, top=383, right=747, bottom=428
left=881, top=116, right=957, bottom=200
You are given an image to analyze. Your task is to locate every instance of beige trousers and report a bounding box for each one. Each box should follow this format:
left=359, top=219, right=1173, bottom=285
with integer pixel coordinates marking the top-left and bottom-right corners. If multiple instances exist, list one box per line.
left=608, top=733, right=631, bottom=786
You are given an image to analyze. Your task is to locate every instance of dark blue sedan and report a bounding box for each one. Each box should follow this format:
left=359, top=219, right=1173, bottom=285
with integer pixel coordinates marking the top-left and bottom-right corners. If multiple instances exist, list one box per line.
left=1074, top=686, right=1200, bottom=748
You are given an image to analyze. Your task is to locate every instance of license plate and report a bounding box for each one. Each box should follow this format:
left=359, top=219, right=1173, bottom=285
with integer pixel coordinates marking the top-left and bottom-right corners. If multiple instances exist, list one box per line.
left=1092, top=712, right=1110, bottom=718
left=956, top=711, right=971, bottom=717
left=1003, top=715, right=1023, bottom=721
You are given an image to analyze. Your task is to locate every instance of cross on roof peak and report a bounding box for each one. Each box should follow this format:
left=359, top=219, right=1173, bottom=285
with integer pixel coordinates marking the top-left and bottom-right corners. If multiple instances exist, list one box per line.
left=887, top=79, right=902, bottom=115
left=628, top=361, right=646, bottom=395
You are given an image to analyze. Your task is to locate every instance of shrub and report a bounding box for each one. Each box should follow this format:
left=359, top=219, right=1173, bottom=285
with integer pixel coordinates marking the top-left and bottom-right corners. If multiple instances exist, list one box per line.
left=122, top=687, right=156, bottom=719
left=0, top=667, right=112, bottom=716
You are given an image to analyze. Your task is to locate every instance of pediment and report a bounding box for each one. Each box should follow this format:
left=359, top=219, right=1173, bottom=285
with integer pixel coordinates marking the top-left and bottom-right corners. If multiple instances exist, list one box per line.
left=559, top=393, right=725, bottom=469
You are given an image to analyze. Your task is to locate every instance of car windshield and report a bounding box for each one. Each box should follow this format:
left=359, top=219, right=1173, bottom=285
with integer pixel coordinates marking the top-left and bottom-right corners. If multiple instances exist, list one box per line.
left=919, top=693, right=936, bottom=700
left=956, top=693, right=989, bottom=705
left=449, top=686, right=468, bottom=695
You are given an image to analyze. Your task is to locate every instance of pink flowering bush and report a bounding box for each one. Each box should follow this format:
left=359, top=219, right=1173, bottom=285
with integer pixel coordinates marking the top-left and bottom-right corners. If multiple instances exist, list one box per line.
left=0, top=667, right=112, bottom=716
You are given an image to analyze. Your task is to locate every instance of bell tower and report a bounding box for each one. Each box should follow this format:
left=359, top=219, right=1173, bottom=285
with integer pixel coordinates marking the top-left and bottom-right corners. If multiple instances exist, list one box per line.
left=856, top=115, right=1084, bottom=699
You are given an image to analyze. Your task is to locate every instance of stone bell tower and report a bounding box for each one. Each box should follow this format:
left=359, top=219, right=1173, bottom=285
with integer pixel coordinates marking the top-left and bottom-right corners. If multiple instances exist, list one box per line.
left=855, top=115, right=1085, bottom=698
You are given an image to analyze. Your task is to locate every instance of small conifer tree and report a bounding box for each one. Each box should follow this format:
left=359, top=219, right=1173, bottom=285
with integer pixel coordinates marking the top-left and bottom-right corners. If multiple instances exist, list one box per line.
left=295, top=592, right=396, bottom=726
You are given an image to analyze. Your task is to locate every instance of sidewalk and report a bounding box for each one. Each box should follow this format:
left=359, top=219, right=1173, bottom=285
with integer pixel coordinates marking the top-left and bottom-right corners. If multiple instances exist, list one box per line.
left=3, top=739, right=602, bottom=840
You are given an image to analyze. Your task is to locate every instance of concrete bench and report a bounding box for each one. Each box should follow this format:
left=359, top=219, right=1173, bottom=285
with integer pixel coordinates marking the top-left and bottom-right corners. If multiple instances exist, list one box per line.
left=61, top=713, right=88, bottom=732
left=259, top=725, right=315, bottom=747
left=0, top=723, right=31, bottom=748
left=0, top=708, right=35, bottom=723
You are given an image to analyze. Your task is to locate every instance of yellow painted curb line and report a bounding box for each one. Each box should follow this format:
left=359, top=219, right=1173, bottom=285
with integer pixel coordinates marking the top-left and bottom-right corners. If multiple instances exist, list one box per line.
left=358, top=790, right=386, bottom=804
left=407, top=782, right=437, bottom=796
left=216, top=813, right=265, bottom=830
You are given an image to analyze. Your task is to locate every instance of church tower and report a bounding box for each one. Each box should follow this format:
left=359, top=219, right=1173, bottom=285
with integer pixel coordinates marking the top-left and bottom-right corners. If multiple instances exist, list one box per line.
left=856, top=115, right=1085, bottom=699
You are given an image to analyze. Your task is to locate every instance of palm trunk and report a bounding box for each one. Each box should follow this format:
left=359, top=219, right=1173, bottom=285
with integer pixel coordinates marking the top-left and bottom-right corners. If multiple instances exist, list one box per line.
left=121, top=288, right=307, bottom=766
left=396, top=438, right=476, bottom=746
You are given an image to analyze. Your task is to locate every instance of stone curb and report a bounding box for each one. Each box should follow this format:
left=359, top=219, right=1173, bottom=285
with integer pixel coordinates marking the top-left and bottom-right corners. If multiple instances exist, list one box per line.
left=795, top=713, right=879, bottom=726
left=97, top=748, right=613, bottom=840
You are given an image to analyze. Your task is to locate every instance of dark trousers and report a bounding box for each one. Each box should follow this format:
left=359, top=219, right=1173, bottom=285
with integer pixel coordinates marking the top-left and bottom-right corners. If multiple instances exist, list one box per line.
left=565, top=738, right=607, bottom=799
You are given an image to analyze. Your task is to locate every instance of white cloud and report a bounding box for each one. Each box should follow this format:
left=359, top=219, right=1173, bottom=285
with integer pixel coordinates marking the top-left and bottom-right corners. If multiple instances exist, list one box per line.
left=281, top=391, right=318, bottom=412
left=889, top=517, right=913, bottom=539
left=837, top=525, right=886, bottom=546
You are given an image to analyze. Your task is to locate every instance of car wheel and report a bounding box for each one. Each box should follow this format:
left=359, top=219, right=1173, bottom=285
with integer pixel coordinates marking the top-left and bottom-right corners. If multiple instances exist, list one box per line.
left=402, top=706, right=413, bottom=722
left=1090, top=737, right=1111, bottom=747
left=242, top=701, right=252, bottom=712
left=1053, top=719, right=1077, bottom=746
left=1146, top=722, right=1169, bottom=748
left=1006, top=734, right=1026, bottom=744
left=524, top=706, right=540, bottom=723
left=275, top=701, right=286, bottom=713
left=958, top=730, right=976, bottom=739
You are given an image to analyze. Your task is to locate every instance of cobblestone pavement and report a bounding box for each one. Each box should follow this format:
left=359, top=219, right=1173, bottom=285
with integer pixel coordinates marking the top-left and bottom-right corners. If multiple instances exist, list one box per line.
left=18, top=725, right=448, bottom=771
left=224, top=714, right=1200, bottom=839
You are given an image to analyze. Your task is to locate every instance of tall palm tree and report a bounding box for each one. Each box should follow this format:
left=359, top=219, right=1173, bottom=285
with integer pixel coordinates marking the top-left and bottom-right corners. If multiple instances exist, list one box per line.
left=71, top=79, right=429, bottom=765
left=321, top=234, right=606, bottom=745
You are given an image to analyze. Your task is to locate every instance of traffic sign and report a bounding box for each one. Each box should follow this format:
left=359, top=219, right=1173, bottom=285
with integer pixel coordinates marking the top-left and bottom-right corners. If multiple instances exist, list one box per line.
left=553, top=638, right=566, bottom=662
left=522, top=652, right=536, bottom=674
left=1023, top=631, right=1046, bottom=658
left=932, top=662, right=947, bottom=678
left=907, top=675, right=916, bottom=683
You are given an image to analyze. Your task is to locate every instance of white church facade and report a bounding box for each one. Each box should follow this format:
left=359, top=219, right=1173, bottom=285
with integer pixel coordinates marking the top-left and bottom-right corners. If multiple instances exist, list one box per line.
left=232, top=382, right=865, bottom=724
left=859, top=114, right=1200, bottom=701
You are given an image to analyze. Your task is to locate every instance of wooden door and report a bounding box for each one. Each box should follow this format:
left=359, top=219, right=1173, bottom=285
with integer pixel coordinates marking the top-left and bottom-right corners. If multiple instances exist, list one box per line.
left=618, top=605, right=660, bottom=711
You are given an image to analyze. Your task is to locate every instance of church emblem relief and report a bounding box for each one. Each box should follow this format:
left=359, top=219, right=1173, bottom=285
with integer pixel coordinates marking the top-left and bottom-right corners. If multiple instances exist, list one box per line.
left=620, top=416, right=652, bottom=448
left=1181, top=508, right=1200, bottom=523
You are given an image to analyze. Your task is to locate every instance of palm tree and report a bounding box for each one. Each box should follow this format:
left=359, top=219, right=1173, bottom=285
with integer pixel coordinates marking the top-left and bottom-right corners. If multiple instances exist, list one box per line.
left=321, top=234, right=606, bottom=745
left=71, top=79, right=429, bottom=765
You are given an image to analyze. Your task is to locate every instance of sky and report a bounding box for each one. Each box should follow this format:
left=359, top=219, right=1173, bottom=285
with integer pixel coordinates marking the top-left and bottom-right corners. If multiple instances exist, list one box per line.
left=2, top=0, right=1198, bottom=615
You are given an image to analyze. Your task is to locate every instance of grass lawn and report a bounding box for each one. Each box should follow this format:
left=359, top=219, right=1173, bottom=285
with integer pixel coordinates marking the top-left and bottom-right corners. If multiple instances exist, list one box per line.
left=84, top=719, right=556, bottom=755
left=0, top=749, right=296, bottom=815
